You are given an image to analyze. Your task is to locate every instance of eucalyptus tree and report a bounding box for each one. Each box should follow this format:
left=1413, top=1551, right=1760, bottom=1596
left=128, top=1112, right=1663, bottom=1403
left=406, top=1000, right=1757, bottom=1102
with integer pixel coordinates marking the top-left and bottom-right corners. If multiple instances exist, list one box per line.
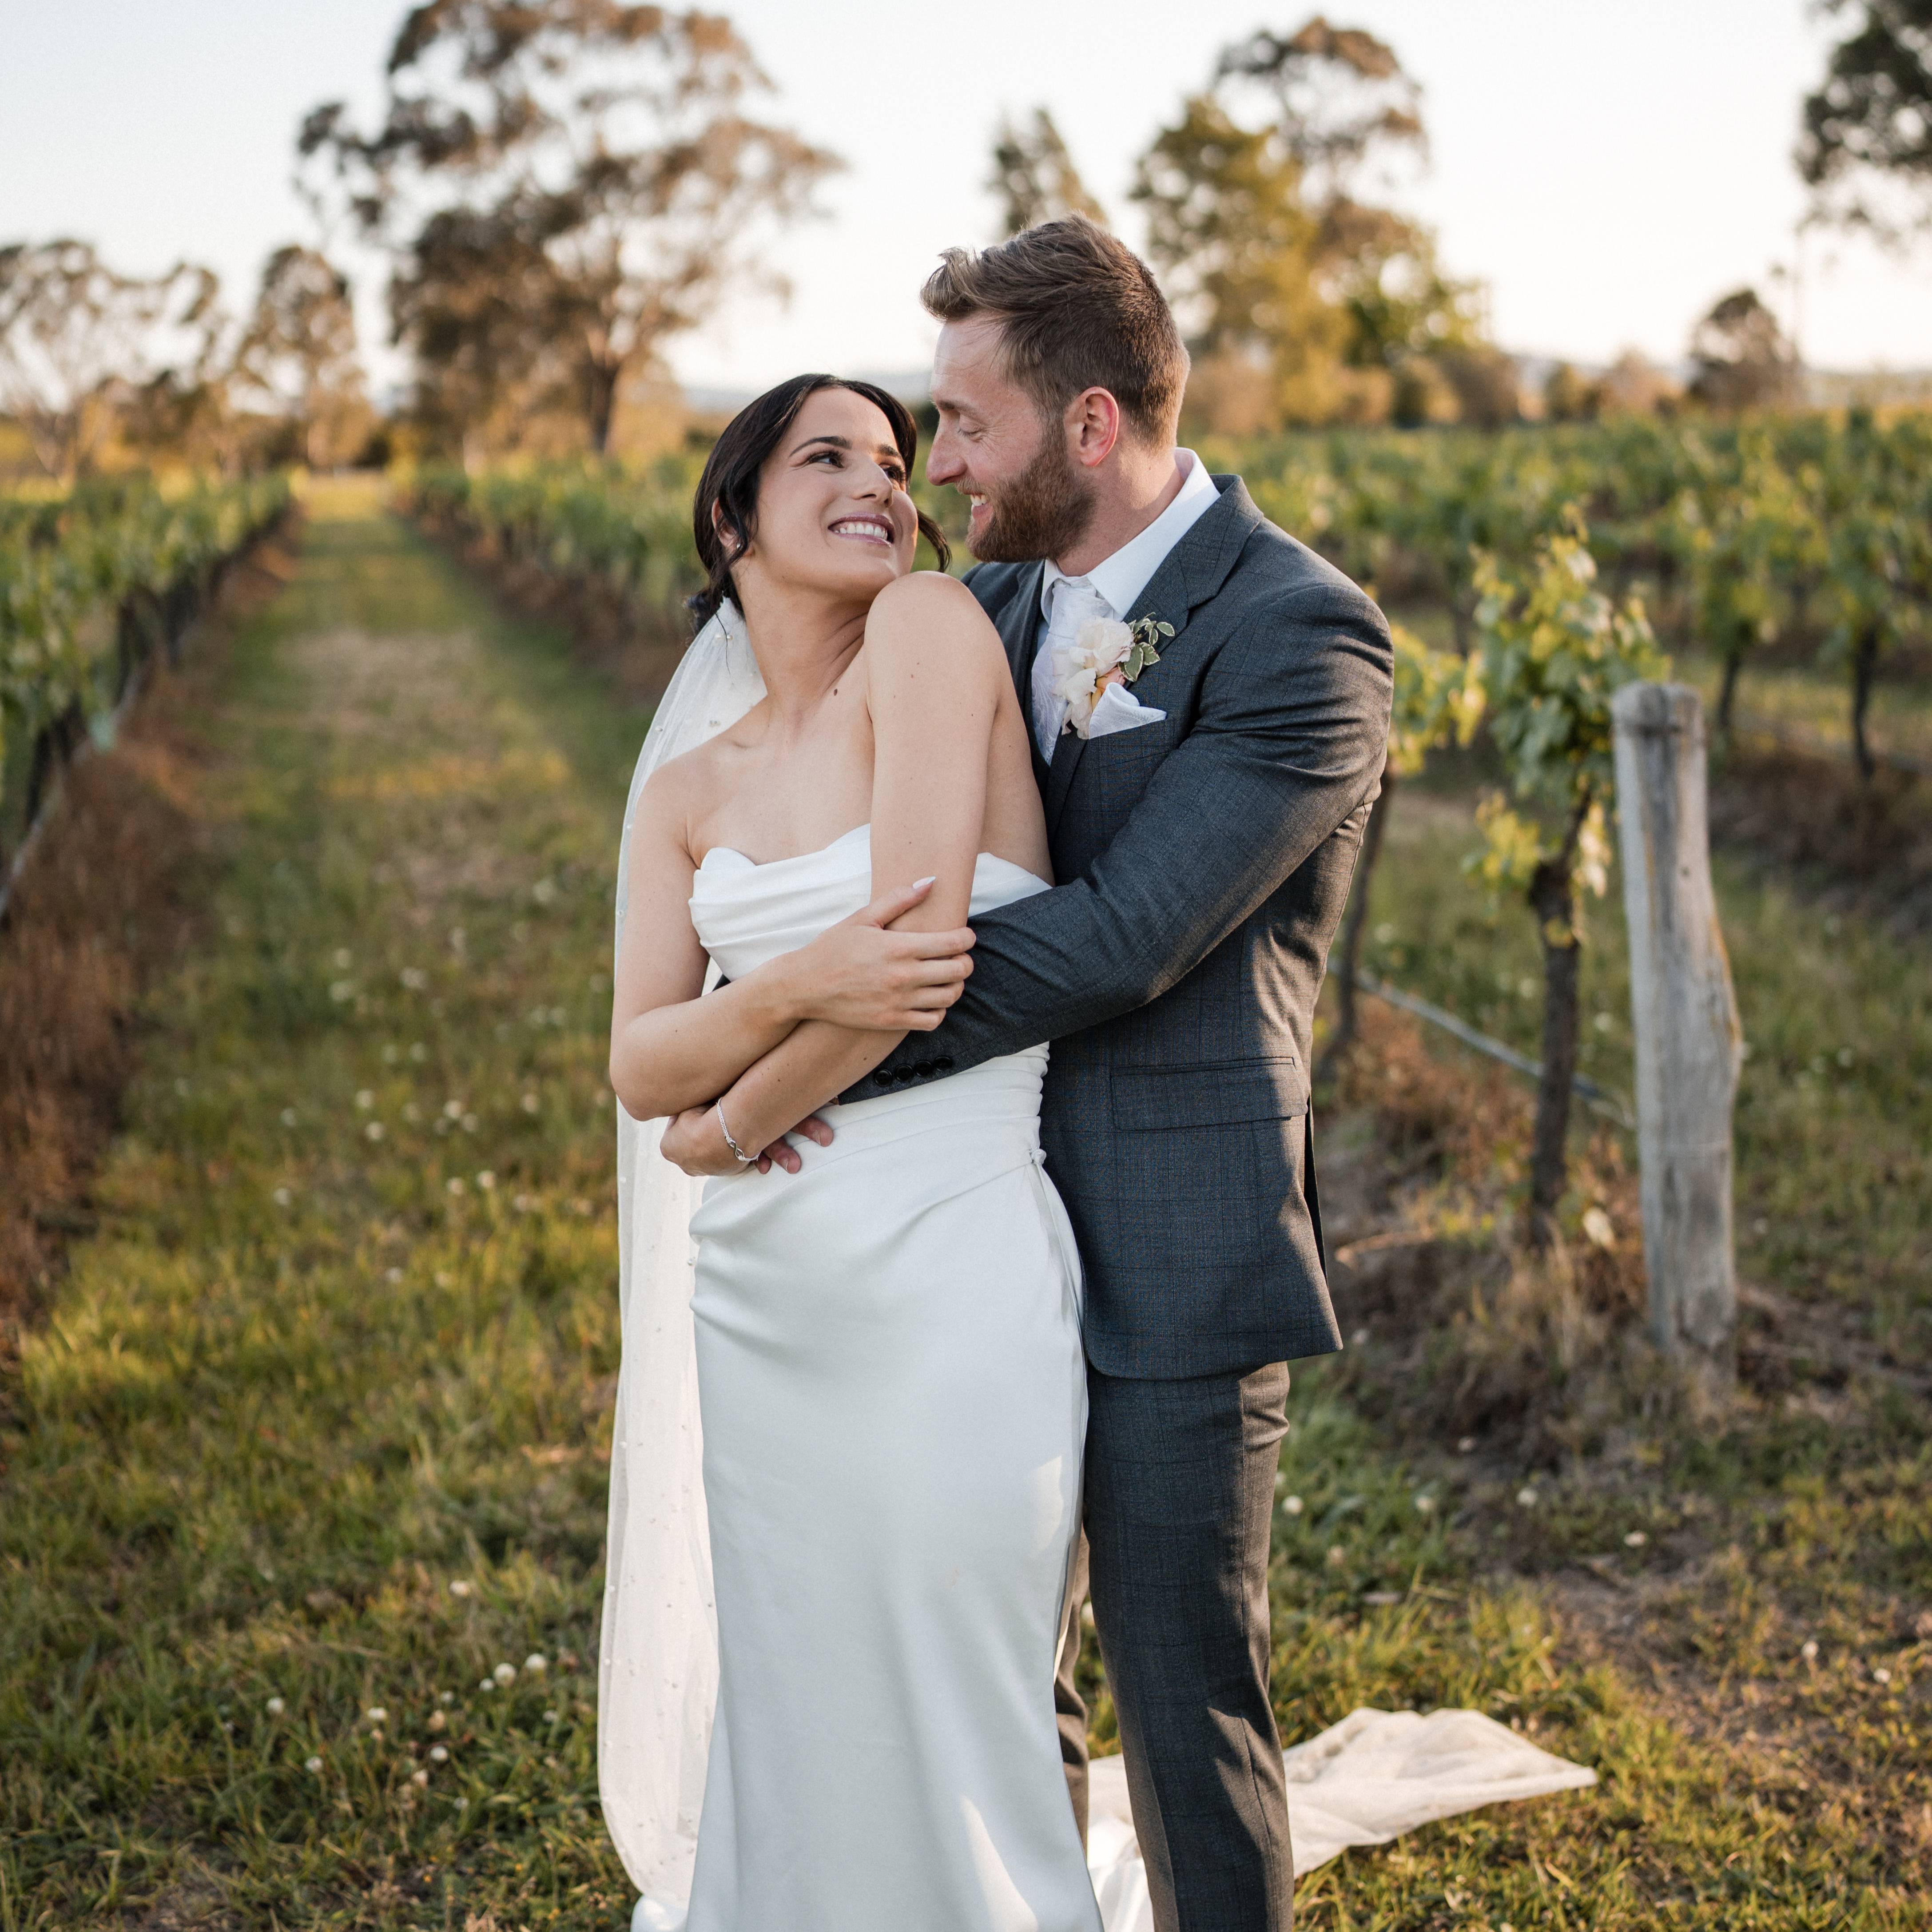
left=300, top=1, right=839, bottom=455
left=988, top=109, right=1108, bottom=238
left=0, top=241, right=218, bottom=481
left=1800, top=0, right=1932, bottom=242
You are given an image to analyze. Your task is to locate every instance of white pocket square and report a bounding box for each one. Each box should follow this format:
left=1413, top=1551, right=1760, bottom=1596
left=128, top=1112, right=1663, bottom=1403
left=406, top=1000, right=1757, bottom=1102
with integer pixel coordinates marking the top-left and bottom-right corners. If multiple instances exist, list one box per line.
left=1083, top=682, right=1167, bottom=739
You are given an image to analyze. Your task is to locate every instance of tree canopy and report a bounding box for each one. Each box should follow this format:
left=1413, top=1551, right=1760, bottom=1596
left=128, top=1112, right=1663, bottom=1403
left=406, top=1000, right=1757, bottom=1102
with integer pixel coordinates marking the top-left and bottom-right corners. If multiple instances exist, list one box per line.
left=988, top=109, right=1108, bottom=237
left=1133, top=15, right=1487, bottom=430
left=300, top=1, right=839, bottom=455
left=1799, top=0, right=1932, bottom=240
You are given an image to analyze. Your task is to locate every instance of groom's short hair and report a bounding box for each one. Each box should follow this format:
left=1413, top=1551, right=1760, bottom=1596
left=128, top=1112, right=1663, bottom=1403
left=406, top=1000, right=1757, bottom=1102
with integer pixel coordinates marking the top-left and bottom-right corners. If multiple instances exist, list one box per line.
left=922, top=217, right=1187, bottom=445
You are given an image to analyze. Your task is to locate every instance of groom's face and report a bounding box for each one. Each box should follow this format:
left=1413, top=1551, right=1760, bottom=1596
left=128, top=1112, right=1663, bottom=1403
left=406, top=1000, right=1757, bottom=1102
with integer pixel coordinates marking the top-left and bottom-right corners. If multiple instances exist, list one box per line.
left=929, top=316, right=1093, bottom=565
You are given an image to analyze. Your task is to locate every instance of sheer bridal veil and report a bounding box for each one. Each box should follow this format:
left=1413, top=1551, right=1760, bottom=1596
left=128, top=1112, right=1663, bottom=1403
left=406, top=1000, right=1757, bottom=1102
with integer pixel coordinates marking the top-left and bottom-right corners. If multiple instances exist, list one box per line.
left=599, top=599, right=763, bottom=1930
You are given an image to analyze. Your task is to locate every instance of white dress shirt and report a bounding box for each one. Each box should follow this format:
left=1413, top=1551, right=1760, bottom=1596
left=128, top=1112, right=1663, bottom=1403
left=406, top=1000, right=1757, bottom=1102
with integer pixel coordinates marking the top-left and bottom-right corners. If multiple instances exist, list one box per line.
left=1031, top=450, right=1220, bottom=760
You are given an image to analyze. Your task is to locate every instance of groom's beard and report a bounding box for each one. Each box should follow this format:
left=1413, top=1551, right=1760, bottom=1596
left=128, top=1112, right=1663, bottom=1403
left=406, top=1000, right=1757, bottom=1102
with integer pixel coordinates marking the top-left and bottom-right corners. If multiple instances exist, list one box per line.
left=967, top=435, right=1095, bottom=564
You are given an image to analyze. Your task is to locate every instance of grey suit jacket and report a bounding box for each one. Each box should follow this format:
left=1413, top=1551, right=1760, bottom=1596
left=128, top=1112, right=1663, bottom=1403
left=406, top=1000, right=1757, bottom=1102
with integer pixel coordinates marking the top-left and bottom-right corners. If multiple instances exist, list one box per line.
left=842, top=477, right=1393, bottom=1379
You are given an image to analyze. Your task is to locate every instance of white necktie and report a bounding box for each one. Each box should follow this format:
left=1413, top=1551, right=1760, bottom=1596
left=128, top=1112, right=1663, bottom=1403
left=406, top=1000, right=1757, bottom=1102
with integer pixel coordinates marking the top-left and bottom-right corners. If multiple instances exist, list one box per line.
left=1032, top=578, right=1113, bottom=763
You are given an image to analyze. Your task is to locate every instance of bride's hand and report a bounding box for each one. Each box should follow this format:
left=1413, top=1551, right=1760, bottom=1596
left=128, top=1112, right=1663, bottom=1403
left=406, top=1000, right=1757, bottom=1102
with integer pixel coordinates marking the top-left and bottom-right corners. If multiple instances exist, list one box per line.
left=660, top=1106, right=835, bottom=1177
left=782, top=877, right=975, bottom=1033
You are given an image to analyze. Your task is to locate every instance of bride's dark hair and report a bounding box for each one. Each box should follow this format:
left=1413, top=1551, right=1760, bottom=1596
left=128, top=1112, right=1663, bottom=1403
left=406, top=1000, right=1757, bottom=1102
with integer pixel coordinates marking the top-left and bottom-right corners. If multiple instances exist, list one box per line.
left=688, top=374, right=950, bottom=628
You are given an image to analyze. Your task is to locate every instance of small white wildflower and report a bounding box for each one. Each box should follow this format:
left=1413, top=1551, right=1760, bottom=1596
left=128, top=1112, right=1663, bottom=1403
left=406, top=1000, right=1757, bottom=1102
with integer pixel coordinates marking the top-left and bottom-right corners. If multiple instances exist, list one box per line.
left=1415, top=1494, right=1435, bottom=1513
left=449, top=1579, right=473, bottom=1598
left=477, top=1678, right=495, bottom=1693
left=1374, top=922, right=1397, bottom=945
left=1517, top=1487, right=1538, bottom=1508
left=366, top=1706, right=387, bottom=1724
left=382, top=1044, right=398, bottom=1064
left=1325, top=1545, right=1346, bottom=1567
left=543, top=1708, right=559, bottom=1724
left=411, top=1768, right=429, bottom=1786
left=1593, top=1011, right=1614, bottom=1032
left=409, top=1042, right=426, bottom=1061
left=1624, top=1530, right=1647, bottom=1548
left=273, top=1187, right=293, bottom=1207
left=1801, top=1639, right=1819, bottom=1661
left=364, top=1121, right=385, bottom=1142
left=1282, top=1495, right=1304, bottom=1516
left=446, top=1177, right=465, bottom=1195
left=523, top=1652, right=547, bottom=1674
left=1874, top=1667, right=1893, bottom=1685
left=531, top=879, right=557, bottom=906
left=385, top=1267, right=402, bottom=1284
left=429, top=1744, right=449, bottom=1763
left=513, top=1193, right=533, bottom=1212
left=443, top=1099, right=464, bottom=1119
left=461, top=1113, right=479, bottom=1133
left=1582, top=1205, right=1616, bottom=1250
left=1457, top=1436, right=1476, bottom=1454
left=305, top=1755, right=323, bottom=1774
left=330, top=979, right=355, bottom=1002
left=493, top=1662, right=517, bottom=1686
left=265, top=1696, right=285, bottom=1716
left=355, top=1089, right=374, bottom=1110
left=521, top=1093, right=539, bottom=1113
left=1837, top=1046, right=1855, bottom=1068
left=281, top=1108, right=298, bottom=1127
left=440, top=1691, right=455, bottom=1704
left=334, top=949, right=353, bottom=970
left=476, top=1170, right=495, bottom=1191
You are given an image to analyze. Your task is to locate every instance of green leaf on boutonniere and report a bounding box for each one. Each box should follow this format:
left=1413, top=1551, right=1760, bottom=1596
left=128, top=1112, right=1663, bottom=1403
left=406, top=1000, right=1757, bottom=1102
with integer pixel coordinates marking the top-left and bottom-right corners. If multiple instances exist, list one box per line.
left=1124, top=615, right=1174, bottom=683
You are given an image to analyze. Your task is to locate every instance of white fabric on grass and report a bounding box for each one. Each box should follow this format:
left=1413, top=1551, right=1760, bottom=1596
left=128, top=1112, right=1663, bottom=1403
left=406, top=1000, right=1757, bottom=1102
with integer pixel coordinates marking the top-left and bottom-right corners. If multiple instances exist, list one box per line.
left=1087, top=1706, right=1598, bottom=1930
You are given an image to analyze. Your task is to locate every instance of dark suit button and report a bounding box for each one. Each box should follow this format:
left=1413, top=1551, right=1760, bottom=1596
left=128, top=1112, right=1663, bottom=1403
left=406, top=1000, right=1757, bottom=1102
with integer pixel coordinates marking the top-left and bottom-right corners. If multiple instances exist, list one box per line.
left=935, top=1057, right=954, bottom=1072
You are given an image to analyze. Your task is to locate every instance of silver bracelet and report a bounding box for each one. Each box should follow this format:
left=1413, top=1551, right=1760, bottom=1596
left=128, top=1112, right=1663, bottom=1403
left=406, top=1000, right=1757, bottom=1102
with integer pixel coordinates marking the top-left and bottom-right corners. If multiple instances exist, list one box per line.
left=715, top=1101, right=755, bottom=1165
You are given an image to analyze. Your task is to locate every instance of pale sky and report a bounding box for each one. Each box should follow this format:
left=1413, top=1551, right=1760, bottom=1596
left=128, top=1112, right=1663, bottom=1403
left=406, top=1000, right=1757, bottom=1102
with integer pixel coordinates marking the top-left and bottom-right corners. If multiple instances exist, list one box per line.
left=3, top=0, right=1928, bottom=397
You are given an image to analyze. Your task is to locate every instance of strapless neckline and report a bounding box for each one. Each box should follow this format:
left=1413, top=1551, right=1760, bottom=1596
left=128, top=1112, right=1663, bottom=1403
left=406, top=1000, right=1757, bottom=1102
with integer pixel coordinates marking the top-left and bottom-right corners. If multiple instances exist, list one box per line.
left=699, top=822, right=871, bottom=873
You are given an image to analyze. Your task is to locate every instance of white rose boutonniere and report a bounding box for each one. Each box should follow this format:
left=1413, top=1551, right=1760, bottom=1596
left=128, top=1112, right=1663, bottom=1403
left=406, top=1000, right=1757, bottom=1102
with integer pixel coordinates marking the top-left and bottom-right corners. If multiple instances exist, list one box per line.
left=1052, top=614, right=1176, bottom=739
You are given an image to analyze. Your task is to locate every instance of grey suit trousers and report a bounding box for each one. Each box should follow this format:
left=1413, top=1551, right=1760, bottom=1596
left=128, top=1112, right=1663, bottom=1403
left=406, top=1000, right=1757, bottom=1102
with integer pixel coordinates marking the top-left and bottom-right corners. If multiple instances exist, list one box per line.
left=1056, top=1360, right=1295, bottom=1931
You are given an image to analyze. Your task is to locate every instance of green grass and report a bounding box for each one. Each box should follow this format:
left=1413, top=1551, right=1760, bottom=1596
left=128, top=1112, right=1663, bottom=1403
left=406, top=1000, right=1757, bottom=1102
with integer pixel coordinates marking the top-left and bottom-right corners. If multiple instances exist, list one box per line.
left=3, top=490, right=1927, bottom=1927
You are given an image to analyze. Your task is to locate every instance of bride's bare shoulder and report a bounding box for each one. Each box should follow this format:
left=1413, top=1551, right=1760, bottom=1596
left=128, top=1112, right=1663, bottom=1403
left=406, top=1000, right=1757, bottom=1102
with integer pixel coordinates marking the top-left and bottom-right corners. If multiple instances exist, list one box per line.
left=863, top=569, right=1005, bottom=684
left=633, top=724, right=739, bottom=843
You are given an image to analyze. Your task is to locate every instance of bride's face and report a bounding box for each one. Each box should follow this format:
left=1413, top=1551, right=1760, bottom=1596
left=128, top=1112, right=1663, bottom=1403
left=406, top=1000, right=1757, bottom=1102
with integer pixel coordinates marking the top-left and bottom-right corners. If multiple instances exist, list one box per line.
left=733, top=388, right=918, bottom=605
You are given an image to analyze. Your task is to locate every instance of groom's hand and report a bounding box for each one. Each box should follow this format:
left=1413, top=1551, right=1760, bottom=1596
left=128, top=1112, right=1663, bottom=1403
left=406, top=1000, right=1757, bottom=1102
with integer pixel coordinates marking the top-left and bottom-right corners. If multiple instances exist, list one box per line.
left=787, top=877, right=975, bottom=1034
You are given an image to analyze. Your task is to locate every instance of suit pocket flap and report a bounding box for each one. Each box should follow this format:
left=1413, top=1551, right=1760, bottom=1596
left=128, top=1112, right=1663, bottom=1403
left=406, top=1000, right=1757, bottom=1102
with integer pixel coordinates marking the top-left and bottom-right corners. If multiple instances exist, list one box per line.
left=1111, top=1057, right=1308, bottom=1132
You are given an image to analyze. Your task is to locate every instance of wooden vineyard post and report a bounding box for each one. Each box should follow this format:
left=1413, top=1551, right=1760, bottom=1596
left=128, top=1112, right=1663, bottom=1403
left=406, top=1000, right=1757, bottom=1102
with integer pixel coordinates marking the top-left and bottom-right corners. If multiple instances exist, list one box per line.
left=1612, top=683, right=1744, bottom=1369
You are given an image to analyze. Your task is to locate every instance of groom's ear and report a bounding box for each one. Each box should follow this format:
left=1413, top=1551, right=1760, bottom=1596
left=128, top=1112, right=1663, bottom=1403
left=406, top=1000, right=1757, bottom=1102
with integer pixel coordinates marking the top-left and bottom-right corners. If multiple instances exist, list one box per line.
left=1065, top=386, right=1123, bottom=471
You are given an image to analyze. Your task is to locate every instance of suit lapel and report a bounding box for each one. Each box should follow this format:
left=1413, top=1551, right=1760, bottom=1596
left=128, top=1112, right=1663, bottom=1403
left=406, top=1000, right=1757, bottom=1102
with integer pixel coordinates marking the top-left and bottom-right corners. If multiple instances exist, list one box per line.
left=1042, top=477, right=1263, bottom=838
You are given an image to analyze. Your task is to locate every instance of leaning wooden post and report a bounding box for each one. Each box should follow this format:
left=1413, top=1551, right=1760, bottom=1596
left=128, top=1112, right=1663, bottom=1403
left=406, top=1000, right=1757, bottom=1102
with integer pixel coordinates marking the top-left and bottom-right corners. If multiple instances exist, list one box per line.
left=1612, top=683, right=1743, bottom=1368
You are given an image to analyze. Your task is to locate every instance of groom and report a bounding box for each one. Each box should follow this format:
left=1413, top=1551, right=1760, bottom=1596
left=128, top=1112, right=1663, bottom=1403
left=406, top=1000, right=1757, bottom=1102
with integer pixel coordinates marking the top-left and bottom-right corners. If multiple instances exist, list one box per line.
left=844, top=219, right=1392, bottom=1929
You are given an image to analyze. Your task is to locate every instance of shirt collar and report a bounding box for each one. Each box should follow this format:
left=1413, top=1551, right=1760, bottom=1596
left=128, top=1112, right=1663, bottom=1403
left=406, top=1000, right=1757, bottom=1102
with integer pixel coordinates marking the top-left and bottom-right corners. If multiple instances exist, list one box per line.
left=1041, top=449, right=1219, bottom=622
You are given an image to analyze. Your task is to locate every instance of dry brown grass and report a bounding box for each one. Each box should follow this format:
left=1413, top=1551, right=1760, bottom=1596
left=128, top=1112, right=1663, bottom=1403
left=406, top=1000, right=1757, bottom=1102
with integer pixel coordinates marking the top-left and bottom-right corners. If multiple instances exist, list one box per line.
left=0, top=527, right=298, bottom=1343
left=1710, top=739, right=1932, bottom=932
left=1317, top=999, right=1665, bottom=1467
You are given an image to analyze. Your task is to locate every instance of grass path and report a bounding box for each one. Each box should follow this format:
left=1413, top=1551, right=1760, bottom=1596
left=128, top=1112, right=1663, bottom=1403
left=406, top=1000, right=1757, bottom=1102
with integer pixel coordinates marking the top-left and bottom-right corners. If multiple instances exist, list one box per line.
left=3, top=488, right=1925, bottom=1928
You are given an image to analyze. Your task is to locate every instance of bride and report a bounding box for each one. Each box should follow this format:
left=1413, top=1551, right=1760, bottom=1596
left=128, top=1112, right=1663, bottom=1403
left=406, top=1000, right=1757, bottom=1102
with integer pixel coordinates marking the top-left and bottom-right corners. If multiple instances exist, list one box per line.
left=603, top=374, right=1102, bottom=1931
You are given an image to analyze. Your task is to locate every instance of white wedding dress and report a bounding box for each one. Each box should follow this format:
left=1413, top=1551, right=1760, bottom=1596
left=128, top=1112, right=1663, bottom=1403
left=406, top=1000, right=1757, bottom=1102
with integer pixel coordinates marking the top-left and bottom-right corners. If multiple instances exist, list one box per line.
left=674, top=823, right=1101, bottom=1932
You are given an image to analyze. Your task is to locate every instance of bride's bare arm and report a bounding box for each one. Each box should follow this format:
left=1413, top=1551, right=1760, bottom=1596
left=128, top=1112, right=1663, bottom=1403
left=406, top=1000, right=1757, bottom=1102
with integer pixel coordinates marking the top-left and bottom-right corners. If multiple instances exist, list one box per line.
left=668, top=573, right=1010, bottom=1166
left=610, top=743, right=980, bottom=1125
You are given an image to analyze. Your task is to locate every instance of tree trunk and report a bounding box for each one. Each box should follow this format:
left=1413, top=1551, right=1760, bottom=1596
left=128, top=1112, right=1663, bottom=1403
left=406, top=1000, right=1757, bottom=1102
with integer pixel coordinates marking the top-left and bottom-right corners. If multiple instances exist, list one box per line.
left=1527, top=857, right=1581, bottom=1249
left=1851, top=624, right=1878, bottom=781
left=1716, top=648, right=1743, bottom=740
left=1315, top=775, right=1392, bottom=1085
left=586, top=357, right=621, bottom=457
